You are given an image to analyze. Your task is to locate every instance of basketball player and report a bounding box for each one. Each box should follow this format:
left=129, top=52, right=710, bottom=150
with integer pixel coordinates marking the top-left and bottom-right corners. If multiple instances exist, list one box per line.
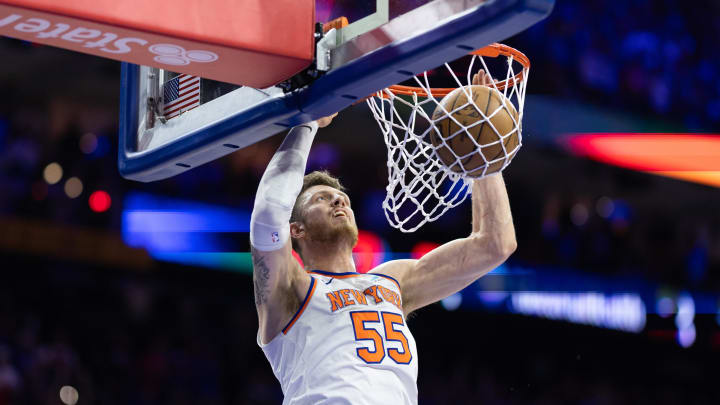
left=250, top=71, right=516, bottom=404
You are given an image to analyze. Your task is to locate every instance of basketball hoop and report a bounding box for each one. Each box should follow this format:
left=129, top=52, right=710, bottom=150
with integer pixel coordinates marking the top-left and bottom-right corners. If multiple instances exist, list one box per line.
left=366, top=43, right=530, bottom=232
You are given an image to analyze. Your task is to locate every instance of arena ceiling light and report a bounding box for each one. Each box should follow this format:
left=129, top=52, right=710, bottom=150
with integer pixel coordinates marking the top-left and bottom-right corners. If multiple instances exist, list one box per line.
left=563, top=133, right=720, bottom=188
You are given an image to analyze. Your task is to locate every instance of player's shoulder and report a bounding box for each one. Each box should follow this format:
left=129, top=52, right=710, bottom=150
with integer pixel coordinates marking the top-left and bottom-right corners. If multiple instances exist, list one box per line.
left=368, top=259, right=416, bottom=287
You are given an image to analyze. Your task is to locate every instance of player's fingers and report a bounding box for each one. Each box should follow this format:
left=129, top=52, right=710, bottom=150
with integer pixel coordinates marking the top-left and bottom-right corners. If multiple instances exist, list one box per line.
left=472, top=70, right=484, bottom=85
left=317, top=112, right=338, bottom=128
left=484, top=71, right=496, bottom=86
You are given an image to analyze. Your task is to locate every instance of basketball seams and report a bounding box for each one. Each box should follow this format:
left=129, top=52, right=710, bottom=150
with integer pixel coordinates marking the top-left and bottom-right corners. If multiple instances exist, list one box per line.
left=446, top=88, right=467, bottom=167
left=486, top=91, right=507, bottom=160
left=475, top=88, right=494, bottom=169
left=498, top=95, right=520, bottom=169
left=458, top=88, right=492, bottom=175
left=433, top=87, right=466, bottom=172
left=430, top=85, right=520, bottom=177
left=485, top=90, right=520, bottom=172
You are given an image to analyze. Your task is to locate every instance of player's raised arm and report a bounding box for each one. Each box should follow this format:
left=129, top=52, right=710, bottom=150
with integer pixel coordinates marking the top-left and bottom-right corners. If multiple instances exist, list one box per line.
left=374, top=173, right=516, bottom=315
left=250, top=114, right=335, bottom=343
left=371, top=70, right=517, bottom=314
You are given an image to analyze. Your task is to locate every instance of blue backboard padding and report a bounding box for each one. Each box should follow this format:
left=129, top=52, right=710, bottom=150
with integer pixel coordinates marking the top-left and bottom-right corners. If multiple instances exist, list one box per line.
left=118, top=62, right=138, bottom=157
left=119, top=0, right=554, bottom=182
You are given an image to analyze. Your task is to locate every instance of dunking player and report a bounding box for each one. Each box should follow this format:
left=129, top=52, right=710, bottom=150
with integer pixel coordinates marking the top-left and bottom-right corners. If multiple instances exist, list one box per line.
left=250, top=71, right=516, bottom=404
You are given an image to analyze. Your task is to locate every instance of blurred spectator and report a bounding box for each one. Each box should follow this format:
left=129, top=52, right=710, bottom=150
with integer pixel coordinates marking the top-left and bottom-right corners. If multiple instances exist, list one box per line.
left=0, top=345, right=21, bottom=405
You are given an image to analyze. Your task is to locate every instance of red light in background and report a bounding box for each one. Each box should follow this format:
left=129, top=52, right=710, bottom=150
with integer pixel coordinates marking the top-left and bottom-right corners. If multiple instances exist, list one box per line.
left=563, top=133, right=720, bottom=188
left=647, top=329, right=677, bottom=341
left=411, top=241, right=440, bottom=259
left=292, top=250, right=304, bottom=267
left=353, top=230, right=386, bottom=273
left=88, top=190, right=112, bottom=212
left=31, top=181, right=48, bottom=201
left=711, top=332, right=720, bottom=350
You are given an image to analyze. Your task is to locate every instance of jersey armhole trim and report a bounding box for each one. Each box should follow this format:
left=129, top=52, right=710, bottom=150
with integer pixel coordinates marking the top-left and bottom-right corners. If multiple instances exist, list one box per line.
left=282, top=276, right=317, bottom=335
left=371, top=273, right=401, bottom=291
left=307, top=270, right=361, bottom=279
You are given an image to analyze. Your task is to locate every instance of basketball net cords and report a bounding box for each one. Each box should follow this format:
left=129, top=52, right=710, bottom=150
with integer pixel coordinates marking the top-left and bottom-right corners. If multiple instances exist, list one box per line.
left=367, top=52, right=528, bottom=232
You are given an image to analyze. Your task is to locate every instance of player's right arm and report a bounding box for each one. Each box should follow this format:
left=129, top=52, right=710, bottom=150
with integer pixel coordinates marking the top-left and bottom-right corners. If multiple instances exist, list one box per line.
left=250, top=115, right=334, bottom=343
left=251, top=244, right=307, bottom=344
left=251, top=123, right=314, bottom=344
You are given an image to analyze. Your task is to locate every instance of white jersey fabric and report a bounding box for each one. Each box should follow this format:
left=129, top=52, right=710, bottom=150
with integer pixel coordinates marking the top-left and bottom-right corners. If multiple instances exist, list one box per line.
left=258, top=270, right=418, bottom=404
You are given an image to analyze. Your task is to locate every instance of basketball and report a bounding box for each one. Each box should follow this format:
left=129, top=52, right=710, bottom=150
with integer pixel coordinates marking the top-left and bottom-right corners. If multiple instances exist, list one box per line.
left=430, top=85, right=520, bottom=177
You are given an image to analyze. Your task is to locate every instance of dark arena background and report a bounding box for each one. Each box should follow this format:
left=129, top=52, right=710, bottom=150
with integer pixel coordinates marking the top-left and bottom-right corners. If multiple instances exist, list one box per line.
left=1, top=0, right=720, bottom=404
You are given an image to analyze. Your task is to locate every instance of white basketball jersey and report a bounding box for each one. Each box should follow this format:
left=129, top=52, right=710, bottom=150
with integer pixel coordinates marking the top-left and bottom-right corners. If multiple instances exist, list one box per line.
left=258, top=270, right=418, bottom=404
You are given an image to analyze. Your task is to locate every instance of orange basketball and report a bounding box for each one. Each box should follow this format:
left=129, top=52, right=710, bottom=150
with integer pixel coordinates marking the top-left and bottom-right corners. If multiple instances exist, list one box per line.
left=430, top=85, right=520, bottom=177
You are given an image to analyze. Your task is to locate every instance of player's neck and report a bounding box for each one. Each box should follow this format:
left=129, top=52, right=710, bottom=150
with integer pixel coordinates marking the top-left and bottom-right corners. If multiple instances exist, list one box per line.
left=302, top=245, right=356, bottom=273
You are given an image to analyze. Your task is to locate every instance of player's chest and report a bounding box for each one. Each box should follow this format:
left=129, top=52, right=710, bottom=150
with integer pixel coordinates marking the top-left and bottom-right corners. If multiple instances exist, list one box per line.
left=313, top=276, right=404, bottom=314
left=308, top=276, right=415, bottom=366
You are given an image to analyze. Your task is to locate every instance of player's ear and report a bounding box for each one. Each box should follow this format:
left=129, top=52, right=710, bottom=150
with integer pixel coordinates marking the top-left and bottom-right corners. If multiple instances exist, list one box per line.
left=290, top=222, right=305, bottom=240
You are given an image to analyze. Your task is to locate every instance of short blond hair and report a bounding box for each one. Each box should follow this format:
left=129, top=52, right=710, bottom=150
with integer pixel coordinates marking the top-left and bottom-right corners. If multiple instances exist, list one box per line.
left=290, top=170, right=346, bottom=253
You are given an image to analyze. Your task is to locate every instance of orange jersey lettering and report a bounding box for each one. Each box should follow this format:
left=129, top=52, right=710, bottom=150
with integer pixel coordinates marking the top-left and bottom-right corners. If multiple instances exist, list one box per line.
left=364, top=285, right=383, bottom=304
left=327, top=291, right=344, bottom=312
left=327, top=285, right=401, bottom=312
left=340, top=289, right=356, bottom=306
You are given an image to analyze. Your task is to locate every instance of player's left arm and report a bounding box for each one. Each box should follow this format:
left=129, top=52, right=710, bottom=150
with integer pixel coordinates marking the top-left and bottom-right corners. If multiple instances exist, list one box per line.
left=372, top=173, right=516, bottom=315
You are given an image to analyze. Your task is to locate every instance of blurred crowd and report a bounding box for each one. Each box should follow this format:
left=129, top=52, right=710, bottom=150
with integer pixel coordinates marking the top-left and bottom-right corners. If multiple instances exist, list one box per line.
left=515, top=0, right=720, bottom=130
left=509, top=161, right=720, bottom=290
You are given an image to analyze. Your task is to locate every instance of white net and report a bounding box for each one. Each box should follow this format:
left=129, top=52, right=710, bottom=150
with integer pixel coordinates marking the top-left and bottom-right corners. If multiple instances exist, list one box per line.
left=366, top=44, right=529, bottom=232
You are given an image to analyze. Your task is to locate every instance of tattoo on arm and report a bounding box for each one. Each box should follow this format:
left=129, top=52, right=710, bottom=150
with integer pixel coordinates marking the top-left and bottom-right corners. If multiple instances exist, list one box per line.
left=252, top=250, right=271, bottom=307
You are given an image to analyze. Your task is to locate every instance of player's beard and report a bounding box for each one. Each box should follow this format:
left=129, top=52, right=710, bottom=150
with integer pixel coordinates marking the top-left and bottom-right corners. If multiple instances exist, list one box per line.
left=304, top=216, right=359, bottom=250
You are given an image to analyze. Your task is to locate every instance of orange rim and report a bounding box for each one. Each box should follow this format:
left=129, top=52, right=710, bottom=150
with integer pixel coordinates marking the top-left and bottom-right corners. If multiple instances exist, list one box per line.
left=384, top=43, right=530, bottom=98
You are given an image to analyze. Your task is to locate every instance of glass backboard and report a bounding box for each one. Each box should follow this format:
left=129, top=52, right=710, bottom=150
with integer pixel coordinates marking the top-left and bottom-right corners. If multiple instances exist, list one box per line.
left=119, top=0, right=555, bottom=182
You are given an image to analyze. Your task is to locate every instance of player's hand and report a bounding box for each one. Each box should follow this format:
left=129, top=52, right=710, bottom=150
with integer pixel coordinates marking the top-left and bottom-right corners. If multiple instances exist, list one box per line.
left=316, top=112, right=338, bottom=128
left=472, top=69, right=494, bottom=86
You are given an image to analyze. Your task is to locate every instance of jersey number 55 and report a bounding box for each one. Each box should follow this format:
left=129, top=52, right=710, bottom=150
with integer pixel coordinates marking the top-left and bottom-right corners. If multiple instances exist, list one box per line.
left=350, top=311, right=412, bottom=364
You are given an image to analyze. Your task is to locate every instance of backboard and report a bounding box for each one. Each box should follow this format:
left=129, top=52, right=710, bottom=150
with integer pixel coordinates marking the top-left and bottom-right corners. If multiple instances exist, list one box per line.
left=119, top=0, right=555, bottom=182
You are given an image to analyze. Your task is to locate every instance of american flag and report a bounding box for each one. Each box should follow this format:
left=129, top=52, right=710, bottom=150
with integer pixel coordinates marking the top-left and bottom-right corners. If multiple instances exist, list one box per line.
left=162, top=74, right=200, bottom=119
